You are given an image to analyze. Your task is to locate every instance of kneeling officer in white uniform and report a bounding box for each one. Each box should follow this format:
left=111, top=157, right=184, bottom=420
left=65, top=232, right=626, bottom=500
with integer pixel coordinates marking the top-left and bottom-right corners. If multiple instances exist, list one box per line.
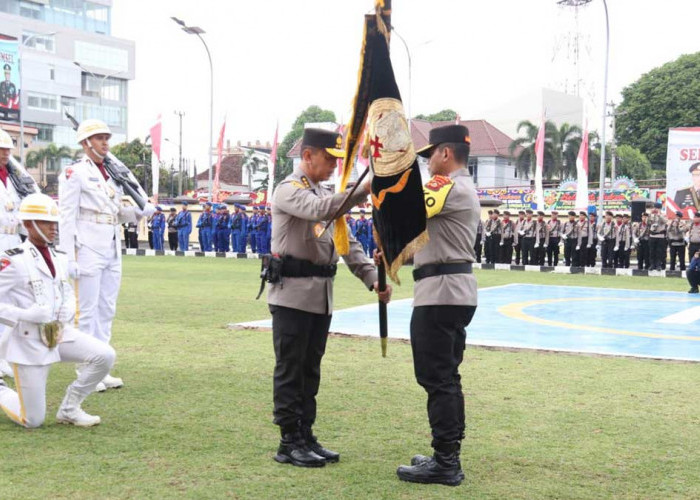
left=0, top=193, right=116, bottom=428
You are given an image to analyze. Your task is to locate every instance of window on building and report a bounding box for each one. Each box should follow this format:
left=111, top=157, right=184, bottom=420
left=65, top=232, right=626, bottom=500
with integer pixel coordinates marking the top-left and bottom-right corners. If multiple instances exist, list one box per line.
left=53, top=125, right=75, bottom=147
left=49, top=67, right=55, bottom=80
left=514, top=167, right=518, bottom=178
left=85, top=1, right=108, bottom=22
left=25, top=122, right=54, bottom=143
left=75, top=41, right=128, bottom=73
left=22, top=31, right=55, bottom=53
left=19, top=0, right=43, bottom=20
left=27, top=91, right=59, bottom=112
left=0, top=0, right=16, bottom=15
left=81, top=74, right=126, bottom=102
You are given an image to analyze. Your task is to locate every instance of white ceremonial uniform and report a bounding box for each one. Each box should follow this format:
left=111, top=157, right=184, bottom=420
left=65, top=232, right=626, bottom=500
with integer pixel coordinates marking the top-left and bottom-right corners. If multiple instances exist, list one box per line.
left=0, top=174, right=22, bottom=252
left=0, top=240, right=115, bottom=428
left=57, top=155, right=142, bottom=345
left=0, top=168, right=35, bottom=377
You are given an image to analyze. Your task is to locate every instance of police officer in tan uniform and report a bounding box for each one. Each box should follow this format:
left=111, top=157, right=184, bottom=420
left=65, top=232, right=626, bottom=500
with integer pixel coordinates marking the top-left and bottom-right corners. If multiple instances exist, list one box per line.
left=648, top=202, right=668, bottom=271
left=667, top=210, right=688, bottom=271
left=395, top=124, right=479, bottom=487
left=562, top=210, right=578, bottom=266
left=267, top=128, right=390, bottom=468
left=519, top=209, right=536, bottom=265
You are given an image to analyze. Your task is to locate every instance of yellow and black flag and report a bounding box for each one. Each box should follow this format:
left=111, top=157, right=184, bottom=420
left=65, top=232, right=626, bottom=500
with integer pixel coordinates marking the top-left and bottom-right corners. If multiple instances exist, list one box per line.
left=334, top=0, right=427, bottom=284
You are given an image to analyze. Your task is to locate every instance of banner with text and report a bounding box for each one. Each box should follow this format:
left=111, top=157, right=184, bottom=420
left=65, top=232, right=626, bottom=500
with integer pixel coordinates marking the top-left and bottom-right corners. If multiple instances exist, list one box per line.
left=666, top=127, right=700, bottom=219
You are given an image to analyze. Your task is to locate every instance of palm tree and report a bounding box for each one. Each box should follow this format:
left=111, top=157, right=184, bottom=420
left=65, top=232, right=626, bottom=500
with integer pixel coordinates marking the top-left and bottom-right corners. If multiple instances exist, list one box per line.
left=242, top=148, right=265, bottom=191
left=509, top=120, right=560, bottom=181
left=25, top=144, right=73, bottom=188
left=556, top=123, right=582, bottom=179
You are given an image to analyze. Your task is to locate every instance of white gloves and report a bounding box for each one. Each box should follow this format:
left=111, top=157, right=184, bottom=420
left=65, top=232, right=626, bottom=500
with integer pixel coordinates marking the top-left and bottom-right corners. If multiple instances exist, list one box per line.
left=485, top=232, right=491, bottom=238
left=576, top=246, right=580, bottom=251
left=561, top=234, right=567, bottom=240
left=614, top=246, right=619, bottom=252
left=19, top=304, right=53, bottom=324
left=534, top=243, right=540, bottom=248
left=141, top=203, right=157, bottom=218
left=499, top=242, right=504, bottom=246
left=68, top=261, right=80, bottom=279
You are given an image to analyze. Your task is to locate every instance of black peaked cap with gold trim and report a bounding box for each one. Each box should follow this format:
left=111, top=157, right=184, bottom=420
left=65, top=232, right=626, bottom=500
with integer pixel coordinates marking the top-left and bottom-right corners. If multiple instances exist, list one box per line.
left=302, top=128, right=344, bottom=158
left=417, top=124, right=471, bottom=158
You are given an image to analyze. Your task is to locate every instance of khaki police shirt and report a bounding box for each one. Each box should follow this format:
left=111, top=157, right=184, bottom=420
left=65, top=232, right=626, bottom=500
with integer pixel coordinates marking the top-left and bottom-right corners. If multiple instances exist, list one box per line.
left=413, top=167, right=479, bottom=307
left=267, top=167, right=377, bottom=315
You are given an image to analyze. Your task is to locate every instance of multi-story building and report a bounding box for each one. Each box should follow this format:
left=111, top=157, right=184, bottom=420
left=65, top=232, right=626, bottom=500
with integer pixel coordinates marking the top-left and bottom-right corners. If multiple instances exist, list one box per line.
left=0, top=0, right=134, bottom=189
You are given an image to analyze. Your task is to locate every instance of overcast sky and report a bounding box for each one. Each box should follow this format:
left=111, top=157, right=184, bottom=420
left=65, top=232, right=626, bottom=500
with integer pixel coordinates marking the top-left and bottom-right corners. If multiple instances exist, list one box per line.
left=112, top=0, right=700, bottom=170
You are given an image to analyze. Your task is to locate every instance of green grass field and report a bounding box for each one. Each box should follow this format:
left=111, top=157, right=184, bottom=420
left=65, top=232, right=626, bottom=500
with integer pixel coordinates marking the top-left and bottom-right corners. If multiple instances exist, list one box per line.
left=1, top=257, right=698, bottom=499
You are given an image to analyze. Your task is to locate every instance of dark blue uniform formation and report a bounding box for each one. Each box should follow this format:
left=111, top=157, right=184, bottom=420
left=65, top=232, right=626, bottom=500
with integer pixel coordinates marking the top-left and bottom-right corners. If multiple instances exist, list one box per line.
left=197, top=202, right=214, bottom=252
left=230, top=204, right=248, bottom=253
left=215, top=205, right=231, bottom=252
left=175, top=202, right=192, bottom=251
left=151, top=207, right=166, bottom=250
left=354, top=211, right=375, bottom=257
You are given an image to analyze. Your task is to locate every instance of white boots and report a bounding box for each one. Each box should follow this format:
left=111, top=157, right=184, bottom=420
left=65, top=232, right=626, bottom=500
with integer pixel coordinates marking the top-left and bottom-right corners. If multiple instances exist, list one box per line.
left=56, top=387, right=101, bottom=427
left=102, top=374, right=124, bottom=389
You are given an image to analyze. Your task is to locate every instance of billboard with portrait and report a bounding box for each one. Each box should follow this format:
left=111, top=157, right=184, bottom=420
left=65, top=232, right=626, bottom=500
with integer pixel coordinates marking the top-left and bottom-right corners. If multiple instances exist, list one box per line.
left=0, top=38, right=20, bottom=121
left=666, top=127, right=700, bottom=218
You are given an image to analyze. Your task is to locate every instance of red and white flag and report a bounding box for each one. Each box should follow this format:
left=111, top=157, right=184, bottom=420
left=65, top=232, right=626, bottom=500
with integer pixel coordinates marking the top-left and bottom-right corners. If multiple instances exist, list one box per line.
left=268, top=122, right=279, bottom=197
left=214, top=117, right=226, bottom=202
left=149, top=114, right=162, bottom=201
left=534, top=114, right=546, bottom=210
left=575, top=121, right=590, bottom=211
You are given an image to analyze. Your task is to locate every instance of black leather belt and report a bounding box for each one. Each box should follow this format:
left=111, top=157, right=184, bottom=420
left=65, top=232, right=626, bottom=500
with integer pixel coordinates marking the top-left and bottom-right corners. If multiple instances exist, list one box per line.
left=280, top=256, right=337, bottom=278
left=413, top=262, right=472, bottom=282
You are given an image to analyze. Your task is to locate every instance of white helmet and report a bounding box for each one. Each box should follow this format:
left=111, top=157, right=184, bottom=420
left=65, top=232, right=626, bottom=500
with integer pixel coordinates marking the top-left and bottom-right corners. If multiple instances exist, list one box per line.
left=76, top=119, right=111, bottom=143
left=0, top=129, right=13, bottom=149
left=18, top=193, right=59, bottom=222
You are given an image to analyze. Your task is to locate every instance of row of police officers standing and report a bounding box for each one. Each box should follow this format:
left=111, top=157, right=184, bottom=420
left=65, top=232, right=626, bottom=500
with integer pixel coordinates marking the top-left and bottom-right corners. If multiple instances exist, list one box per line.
left=476, top=203, right=700, bottom=270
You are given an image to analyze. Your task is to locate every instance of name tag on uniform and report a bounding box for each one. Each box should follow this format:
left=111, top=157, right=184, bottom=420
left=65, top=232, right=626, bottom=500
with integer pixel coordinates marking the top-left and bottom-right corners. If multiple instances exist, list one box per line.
left=89, top=177, right=100, bottom=182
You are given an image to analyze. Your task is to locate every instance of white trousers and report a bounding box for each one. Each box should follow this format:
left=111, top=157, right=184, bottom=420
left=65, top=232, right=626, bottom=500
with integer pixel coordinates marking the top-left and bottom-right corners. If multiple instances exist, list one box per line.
left=0, top=332, right=115, bottom=428
left=75, top=245, right=122, bottom=345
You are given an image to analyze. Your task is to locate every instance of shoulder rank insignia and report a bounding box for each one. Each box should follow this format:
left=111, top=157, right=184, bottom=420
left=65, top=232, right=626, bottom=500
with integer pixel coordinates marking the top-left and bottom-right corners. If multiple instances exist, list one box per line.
left=290, top=180, right=306, bottom=190
left=301, top=176, right=311, bottom=189
left=423, top=175, right=454, bottom=219
left=4, top=247, right=24, bottom=256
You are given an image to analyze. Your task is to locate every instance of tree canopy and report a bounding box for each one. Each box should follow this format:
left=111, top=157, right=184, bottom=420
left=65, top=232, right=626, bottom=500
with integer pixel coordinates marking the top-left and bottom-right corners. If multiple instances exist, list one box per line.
left=414, top=109, right=458, bottom=122
left=276, top=105, right=336, bottom=181
left=616, top=52, right=700, bottom=168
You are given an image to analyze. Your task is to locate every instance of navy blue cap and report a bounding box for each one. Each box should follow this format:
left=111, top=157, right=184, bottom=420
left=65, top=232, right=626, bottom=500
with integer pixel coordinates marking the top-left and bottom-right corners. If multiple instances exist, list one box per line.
left=654, top=202, right=663, bottom=209
left=205, top=202, right=212, bottom=207
left=181, top=201, right=188, bottom=206
left=155, top=205, right=162, bottom=211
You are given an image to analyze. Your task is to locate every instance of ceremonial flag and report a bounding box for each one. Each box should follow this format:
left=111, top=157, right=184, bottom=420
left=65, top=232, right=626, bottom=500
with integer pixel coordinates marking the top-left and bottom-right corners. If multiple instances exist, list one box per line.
left=334, top=1, right=427, bottom=283
left=149, top=114, right=162, bottom=201
left=268, top=122, right=278, bottom=197
left=214, top=117, right=226, bottom=202
left=575, top=121, right=590, bottom=211
left=534, top=114, right=546, bottom=211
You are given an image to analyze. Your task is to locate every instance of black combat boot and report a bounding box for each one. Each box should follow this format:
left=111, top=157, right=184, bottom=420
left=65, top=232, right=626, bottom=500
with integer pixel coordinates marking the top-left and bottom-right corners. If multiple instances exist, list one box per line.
left=301, top=425, right=340, bottom=463
left=274, top=428, right=326, bottom=468
left=397, top=441, right=464, bottom=486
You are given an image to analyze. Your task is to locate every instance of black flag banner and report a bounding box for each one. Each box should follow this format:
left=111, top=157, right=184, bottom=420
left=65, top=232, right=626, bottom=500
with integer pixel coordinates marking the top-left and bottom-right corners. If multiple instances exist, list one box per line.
left=334, top=0, right=427, bottom=284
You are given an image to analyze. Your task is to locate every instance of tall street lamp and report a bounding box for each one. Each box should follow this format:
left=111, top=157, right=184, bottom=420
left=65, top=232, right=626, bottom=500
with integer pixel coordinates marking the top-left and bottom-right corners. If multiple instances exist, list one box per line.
left=19, top=31, right=57, bottom=164
left=171, top=16, right=214, bottom=202
left=598, top=0, right=610, bottom=214
left=390, top=28, right=433, bottom=130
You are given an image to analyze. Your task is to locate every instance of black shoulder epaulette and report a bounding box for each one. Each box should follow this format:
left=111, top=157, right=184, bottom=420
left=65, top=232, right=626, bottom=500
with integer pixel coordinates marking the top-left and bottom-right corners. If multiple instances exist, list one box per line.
left=4, top=248, right=23, bottom=256
left=53, top=248, right=66, bottom=254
